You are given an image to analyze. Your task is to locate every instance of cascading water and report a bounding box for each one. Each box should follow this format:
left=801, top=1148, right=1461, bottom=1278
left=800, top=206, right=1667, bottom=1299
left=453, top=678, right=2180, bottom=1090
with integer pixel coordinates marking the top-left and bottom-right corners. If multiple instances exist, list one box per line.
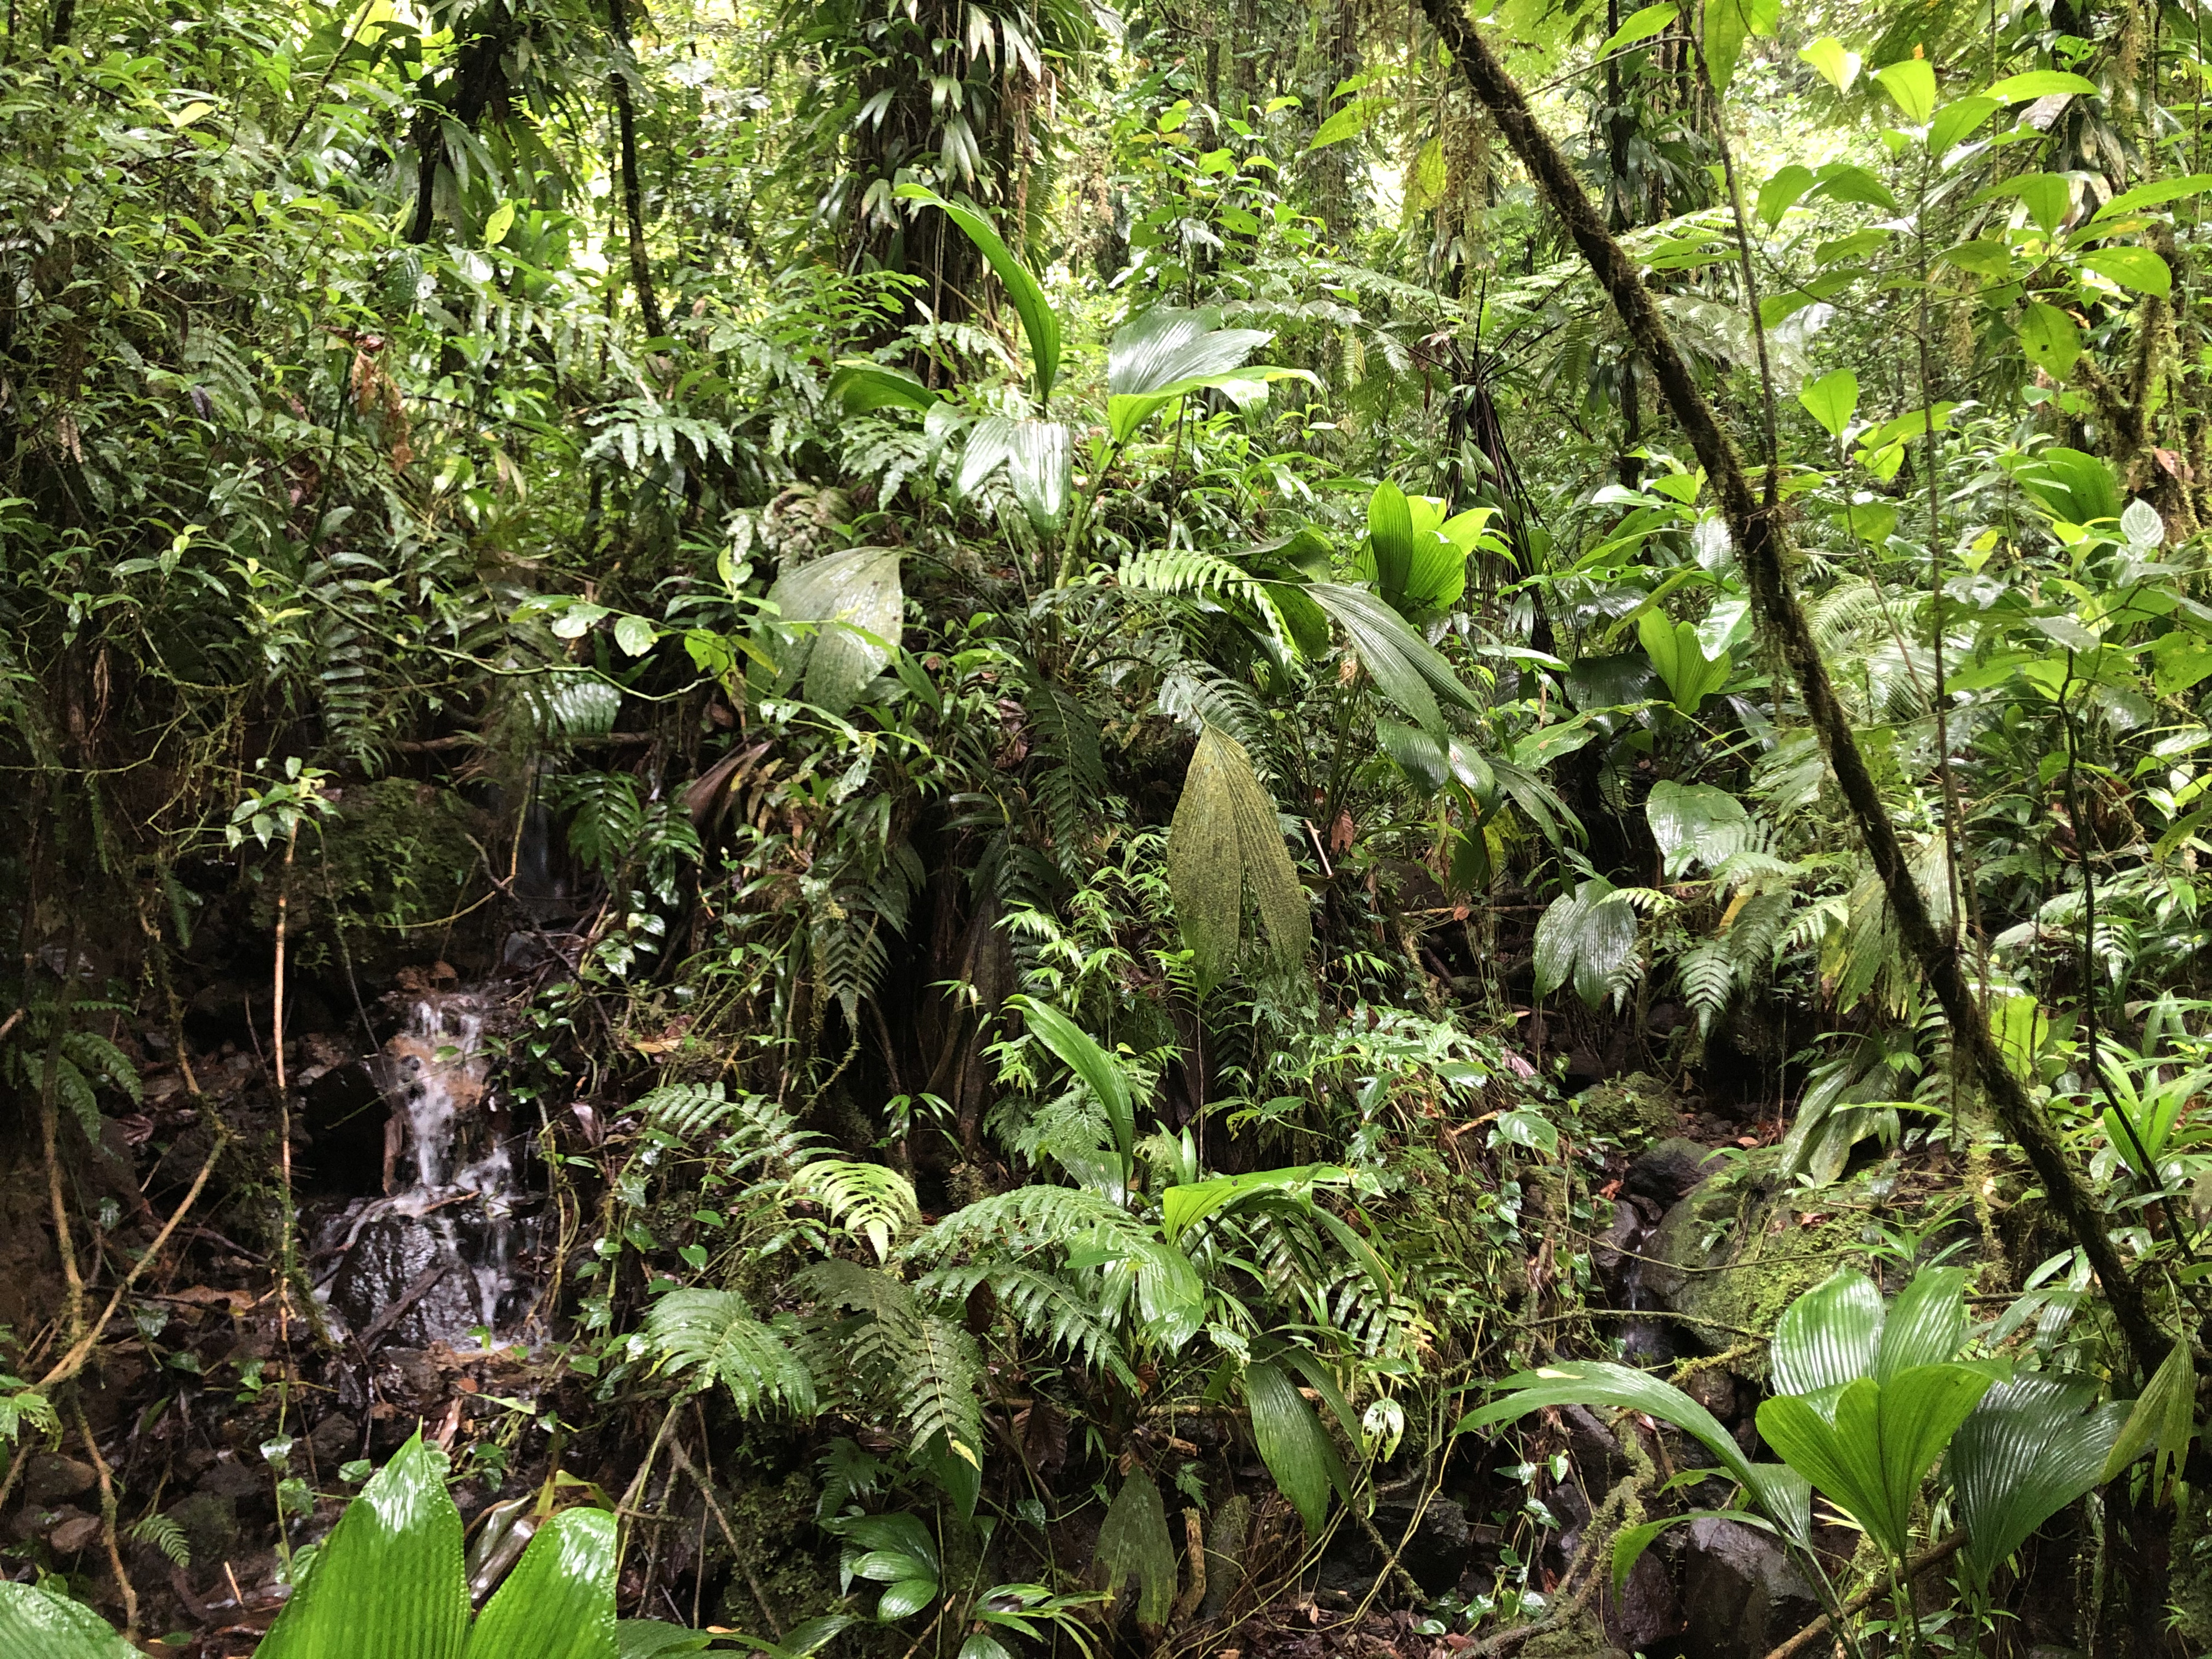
left=311, top=991, right=540, bottom=1351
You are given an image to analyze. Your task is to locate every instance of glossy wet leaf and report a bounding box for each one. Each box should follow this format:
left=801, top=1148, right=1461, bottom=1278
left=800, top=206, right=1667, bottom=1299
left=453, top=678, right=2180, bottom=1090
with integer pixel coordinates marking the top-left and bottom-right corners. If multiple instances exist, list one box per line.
left=0, top=1583, right=140, bottom=1659
left=1245, top=1357, right=1349, bottom=1532
left=257, top=1433, right=469, bottom=1659
left=466, top=1507, right=617, bottom=1659
left=767, top=546, right=903, bottom=713
left=1951, top=1376, right=2128, bottom=1583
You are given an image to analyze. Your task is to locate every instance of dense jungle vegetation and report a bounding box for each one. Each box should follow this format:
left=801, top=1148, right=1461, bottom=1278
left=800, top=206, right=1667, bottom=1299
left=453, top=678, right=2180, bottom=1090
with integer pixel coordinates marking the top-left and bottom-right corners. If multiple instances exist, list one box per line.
left=15, top=0, right=2212, bottom=1652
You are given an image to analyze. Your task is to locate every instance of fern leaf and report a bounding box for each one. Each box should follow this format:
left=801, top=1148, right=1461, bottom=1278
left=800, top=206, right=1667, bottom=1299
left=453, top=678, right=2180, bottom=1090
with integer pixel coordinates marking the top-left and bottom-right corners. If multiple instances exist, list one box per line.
left=647, top=1288, right=817, bottom=1418
left=792, top=1159, right=920, bottom=1261
left=637, top=1082, right=733, bottom=1139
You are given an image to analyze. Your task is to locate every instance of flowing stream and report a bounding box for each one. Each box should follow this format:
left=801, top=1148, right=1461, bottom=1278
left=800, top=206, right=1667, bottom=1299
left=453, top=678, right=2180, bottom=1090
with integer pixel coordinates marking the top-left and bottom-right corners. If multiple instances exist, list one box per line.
left=311, top=990, right=539, bottom=1350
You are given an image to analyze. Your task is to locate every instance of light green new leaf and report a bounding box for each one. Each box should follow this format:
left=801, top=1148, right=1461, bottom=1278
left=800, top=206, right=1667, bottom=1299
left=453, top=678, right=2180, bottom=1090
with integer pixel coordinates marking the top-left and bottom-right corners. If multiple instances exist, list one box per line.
left=2095, top=174, right=2212, bottom=220
left=1799, top=36, right=1860, bottom=93
left=1245, top=1358, right=1350, bottom=1533
left=1093, top=1469, right=1177, bottom=1630
left=1756, top=163, right=1814, bottom=228
left=2077, top=246, right=2172, bottom=298
left=1798, top=369, right=1857, bottom=439
left=1358, top=484, right=1473, bottom=617
left=615, top=1625, right=714, bottom=1659
left=1757, top=1365, right=1996, bottom=1562
left=258, top=1433, right=470, bottom=1659
left=894, top=184, right=1059, bottom=405
left=1986, top=70, right=2100, bottom=102
left=1872, top=59, right=1937, bottom=124
left=1167, top=724, right=1310, bottom=987
left=1769, top=1270, right=1884, bottom=1395
left=1006, top=995, right=1136, bottom=1189
left=1159, top=1164, right=1345, bottom=1242
left=1951, top=1376, right=2128, bottom=1584
left=467, top=1508, right=617, bottom=1659
left=1639, top=610, right=1729, bottom=712
left=0, top=1583, right=140, bottom=1659
left=1311, top=95, right=1391, bottom=150
left=1598, top=3, right=1676, bottom=58
left=1702, top=0, right=1776, bottom=93
left=767, top=546, right=902, bottom=713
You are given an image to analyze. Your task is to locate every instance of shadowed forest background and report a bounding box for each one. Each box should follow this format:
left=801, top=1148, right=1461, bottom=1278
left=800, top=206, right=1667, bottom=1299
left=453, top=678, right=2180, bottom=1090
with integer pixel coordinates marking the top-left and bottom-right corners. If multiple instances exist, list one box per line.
left=6, top=0, right=2212, bottom=1654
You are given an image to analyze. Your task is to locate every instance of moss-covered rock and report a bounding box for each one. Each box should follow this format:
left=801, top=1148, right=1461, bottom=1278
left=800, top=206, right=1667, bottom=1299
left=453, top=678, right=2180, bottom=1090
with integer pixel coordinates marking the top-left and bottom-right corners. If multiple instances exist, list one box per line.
left=275, top=779, right=490, bottom=974
left=1643, top=1151, right=1883, bottom=1363
left=1574, top=1072, right=1681, bottom=1147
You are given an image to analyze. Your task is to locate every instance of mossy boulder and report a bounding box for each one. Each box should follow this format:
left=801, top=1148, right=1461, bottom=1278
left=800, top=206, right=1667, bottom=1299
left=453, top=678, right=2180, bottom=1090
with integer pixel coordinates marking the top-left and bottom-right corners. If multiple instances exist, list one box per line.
left=1643, top=1151, right=1881, bottom=1364
left=1574, top=1071, right=1681, bottom=1147
left=273, top=779, right=491, bottom=975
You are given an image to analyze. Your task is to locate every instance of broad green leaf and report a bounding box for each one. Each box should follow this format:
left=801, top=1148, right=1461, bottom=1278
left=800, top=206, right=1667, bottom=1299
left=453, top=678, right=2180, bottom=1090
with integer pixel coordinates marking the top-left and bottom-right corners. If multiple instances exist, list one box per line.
left=1459, top=1361, right=1757, bottom=1493
left=1533, top=878, right=1639, bottom=1007
left=1007, top=996, right=1135, bottom=1190
left=1646, top=780, right=1749, bottom=876
left=1872, top=59, right=1937, bottom=124
left=1702, top=0, right=1777, bottom=93
left=1799, top=36, right=1860, bottom=93
left=1810, top=163, right=1897, bottom=212
left=2014, top=447, right=2120, bottom=524
left=1104, top=306, right=1303, bottom=440
left=612, top=614, right=655, bottom=658
left=1406, top=137, right=1447, bottom=211
left=1874, top=1268, right=1968, bottom=1379
left=1758, top=1365, right=1995, bottom=1562
left=1756, top=163, right=1814, bottom=228
left=615, top=1624, right=714, bottom=1659
left=874, top=1576, right=940, bottom=1620
left=1599, top=2, right=1676, bottom=57
left=894, top=185, right=1060, bottom=406
left=2095, top=174, right=2212, bottom=220
left=1952, top=1377, right=2128, bottom=1584
left=1093, top=1469, right=1177, bottom=1629
left=467, top=1509, right=617, bottom=1659
left=2152, top=629, right=2212, bottom=695
left=2077, top=246, right=2172, bottom=297
left=1986, top=70, right=2101, bottom=102
left=828, top=360, right=941, bottom=414
left=1638, top=609, right=1729, bottom=712
left=1166, top=724, right=1311, bottom=988
left=257, top=1433, right=469, bottom=1659
left=1798, top=368, right=1858, bottom=438
left=1307, top=581, right=1481, bottom=728
left=483, top=200, right=517, bottom=247
left=1769, top=1269, right=1883, bottom=1395
left=2017, top=302, right=2081, bottom=378
left=1310, top=95, right=1391, bottom=150
left=2101, top=1340, right=2192, bottom=1498
left=0, top=1583, right=140, bottom=1659
left=767, top=545, right=903, bottom=713
left=1245, top=1358, right=1350, bottom=1532
left=1366, top=481, right=1416, bottom=604
left=1159, top=1165, right=1345, bottom=1241
left=1938, top=239, right=2014, bottom=280
left=2122, top=498, right=2164, bottom=547
left=1928, top=96, right=1999, bottom=154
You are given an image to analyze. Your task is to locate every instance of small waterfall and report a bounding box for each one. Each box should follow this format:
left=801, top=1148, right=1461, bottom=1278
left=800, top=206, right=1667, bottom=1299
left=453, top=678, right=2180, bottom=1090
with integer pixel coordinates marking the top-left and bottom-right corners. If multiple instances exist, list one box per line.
left=312, top=991, right=538, bottom=1352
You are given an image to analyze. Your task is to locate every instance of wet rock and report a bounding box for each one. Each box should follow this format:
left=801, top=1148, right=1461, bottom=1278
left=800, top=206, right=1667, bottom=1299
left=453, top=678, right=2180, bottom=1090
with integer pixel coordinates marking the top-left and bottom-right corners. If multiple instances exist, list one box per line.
left=196, top=1450, right=263, bottom=1500
left=1626, top=1139, right=1728, bottom=1207
left=1381, top=1496, right=1469, bottom=1593
left=1684, top=1367, right=1738, bottom=1420
left=1600, top=1548, right=1682, bottom=1655
left=22, top=1452, right=96, bottom=1504
left=309, top=1411, right=359, bottom=1467
left=50, top=1512, right=105, bottom=1554
left=1678, top=1516, right=1819, bottom=1659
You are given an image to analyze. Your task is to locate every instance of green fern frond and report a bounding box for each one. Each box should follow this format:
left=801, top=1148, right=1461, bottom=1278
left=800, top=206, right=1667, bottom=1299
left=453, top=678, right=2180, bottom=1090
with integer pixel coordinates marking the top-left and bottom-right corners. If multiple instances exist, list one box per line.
left=638, top=1081, right=733, bottom=1139
left=130, top=1514, right=191, bottom=1568
left=61, top=1031, right=140, bottom=1104
left=792, top=1158, right=920, bottom=1261
left=920, top=1262, right=1139, bottom=1390
left=1679, top=940, right=1736, bottom=1032
left=794, top=1262, right=984, bottom=1465
left=646, top=1288, right=818, bottom=1418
